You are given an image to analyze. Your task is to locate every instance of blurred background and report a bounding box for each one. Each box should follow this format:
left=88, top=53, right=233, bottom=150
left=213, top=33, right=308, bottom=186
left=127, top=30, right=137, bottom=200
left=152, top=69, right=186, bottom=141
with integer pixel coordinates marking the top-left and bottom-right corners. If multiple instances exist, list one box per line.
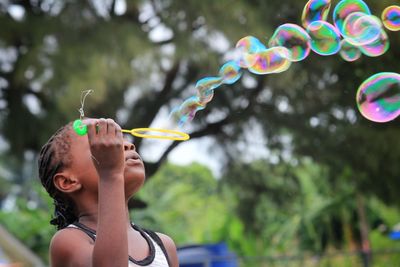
left=0, top=0, right=400, bottom=266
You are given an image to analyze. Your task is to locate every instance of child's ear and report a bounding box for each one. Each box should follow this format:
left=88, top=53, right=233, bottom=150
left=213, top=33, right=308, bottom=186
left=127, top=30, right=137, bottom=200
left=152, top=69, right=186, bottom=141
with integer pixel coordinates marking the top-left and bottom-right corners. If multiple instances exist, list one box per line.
left=53, top=172, right=82, bottom=193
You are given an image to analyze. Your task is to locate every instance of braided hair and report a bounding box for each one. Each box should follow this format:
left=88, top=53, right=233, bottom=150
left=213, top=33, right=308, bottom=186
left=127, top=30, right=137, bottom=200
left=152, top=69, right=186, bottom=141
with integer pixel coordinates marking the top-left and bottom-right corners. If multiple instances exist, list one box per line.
left=38, top=122, right=77, bottom=230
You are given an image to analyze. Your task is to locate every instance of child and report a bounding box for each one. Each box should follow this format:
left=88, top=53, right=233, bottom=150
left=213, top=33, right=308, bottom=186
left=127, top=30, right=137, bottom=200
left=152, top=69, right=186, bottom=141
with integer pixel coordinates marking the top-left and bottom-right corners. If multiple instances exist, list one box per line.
left=38, top=118, right=178, bottom=267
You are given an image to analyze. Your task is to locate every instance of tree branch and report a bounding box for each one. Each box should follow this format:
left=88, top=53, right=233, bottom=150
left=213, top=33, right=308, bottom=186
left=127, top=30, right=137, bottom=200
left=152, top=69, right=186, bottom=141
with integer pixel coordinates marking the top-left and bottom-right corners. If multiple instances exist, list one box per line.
left=126, top=60, right=181, bottom=149
left=110, top=0, right=117, bottom=15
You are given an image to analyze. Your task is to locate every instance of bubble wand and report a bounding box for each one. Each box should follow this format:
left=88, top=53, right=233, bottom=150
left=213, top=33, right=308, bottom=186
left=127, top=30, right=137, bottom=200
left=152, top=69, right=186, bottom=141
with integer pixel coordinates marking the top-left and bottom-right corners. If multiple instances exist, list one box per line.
left=73, top=90, right=190, bottom=141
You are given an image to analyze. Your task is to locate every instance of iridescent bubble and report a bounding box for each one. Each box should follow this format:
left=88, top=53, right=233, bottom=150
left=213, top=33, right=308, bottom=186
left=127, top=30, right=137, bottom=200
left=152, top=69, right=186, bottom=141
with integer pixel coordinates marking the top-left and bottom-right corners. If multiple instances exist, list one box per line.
left=333, top=0, right=371, bottom=35
left=342, top=12, right=382, bottom=46
left=169, top=106, right=183, bottom=125
left=219, top=61, right=243, bottom=85
left=339, top=39, right=361, bottom=61
left=359, top=29, right=390, bottom=57
left=195, top=76, right=222, bottom=105
left=356, top=72, right=400, bottom=123
left=248, top=47, right=292, bottom=75
left=179, top=96, right=205, bottom=123
left=236, top=36, right=266, bottom=53
left=268, top=23, right=311, bottom=62
left=381, top=5, right=400, bottom=32
left=197, top=89, right=214, bottom=106
left=306, top=20, right=341, bottom=55
left=235, top=36, right=266, bottom=68
left=301, top=0, right=331, bottom=28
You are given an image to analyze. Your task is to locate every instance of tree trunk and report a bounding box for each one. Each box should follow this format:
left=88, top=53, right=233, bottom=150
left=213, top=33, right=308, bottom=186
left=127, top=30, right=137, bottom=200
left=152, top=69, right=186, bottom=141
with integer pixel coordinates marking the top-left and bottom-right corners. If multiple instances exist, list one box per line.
left=356, top=193, right=372, bottom=267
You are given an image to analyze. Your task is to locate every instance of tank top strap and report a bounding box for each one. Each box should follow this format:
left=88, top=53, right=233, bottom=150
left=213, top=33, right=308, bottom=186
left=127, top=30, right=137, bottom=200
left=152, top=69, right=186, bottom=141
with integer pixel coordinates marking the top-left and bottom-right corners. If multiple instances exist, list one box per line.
left=67, top=222, right=96, bottom=242
left=134, top=224, right=171, bottom=267
left=66, top=222, right=168, bottom=266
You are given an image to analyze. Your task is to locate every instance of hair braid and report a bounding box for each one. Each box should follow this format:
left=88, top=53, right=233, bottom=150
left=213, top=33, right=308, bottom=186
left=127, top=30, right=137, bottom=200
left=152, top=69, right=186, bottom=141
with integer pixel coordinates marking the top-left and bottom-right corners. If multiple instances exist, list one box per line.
left=38, top=122, right=77, bottom=230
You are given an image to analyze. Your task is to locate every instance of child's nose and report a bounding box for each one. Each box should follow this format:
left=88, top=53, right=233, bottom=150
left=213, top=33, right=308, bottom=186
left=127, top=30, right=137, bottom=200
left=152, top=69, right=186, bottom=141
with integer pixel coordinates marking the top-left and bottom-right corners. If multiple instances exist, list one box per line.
left=124, top=141, right=136, bottom=151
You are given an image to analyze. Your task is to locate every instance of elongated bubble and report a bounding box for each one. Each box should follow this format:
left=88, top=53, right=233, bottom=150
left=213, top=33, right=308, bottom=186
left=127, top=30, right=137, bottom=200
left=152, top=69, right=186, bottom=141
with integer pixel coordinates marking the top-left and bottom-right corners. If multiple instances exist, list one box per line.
left=219, top=61, right=243, bottom=85
left=169, top=107, right=183, bottom=126
left=179, top=96, right=205, bottom=124
left=307, top=20, right=341, bottom=55
left=195, top=77, right=222, bottom=105
left=301, top=0, right=331, bottom=28
left=248, top=47, right=292, bottom=75
left=269, top=23, right=311, bottom=62
left=356, top=72, right=400, bottom=123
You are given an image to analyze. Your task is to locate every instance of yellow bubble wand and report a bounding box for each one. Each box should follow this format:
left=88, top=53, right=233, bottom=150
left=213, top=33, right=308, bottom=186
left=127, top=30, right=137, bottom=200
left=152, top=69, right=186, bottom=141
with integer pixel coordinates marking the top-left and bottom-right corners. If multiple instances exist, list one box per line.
left=73, top=90, right=189, bottom=141
left=73, top=120, right=189, bottom=141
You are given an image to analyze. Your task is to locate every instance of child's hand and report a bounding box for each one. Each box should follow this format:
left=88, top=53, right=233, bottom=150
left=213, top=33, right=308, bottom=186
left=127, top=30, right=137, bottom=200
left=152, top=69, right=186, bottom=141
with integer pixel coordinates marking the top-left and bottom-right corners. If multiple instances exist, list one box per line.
left=87, top=118, right=124, bottom=180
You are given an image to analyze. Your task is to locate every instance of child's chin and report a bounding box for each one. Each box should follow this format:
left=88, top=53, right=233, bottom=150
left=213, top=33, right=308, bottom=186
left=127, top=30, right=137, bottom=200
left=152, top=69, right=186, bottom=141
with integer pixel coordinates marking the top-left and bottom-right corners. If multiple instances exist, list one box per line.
left=124, top=174, right=145, bottom=197
left=124, top=169, right=145, bottom=185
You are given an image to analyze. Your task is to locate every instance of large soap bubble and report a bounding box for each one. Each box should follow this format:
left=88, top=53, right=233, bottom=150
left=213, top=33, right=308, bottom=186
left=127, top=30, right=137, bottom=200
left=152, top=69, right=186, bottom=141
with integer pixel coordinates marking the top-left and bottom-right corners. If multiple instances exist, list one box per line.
left=269, top=23, right=311, bottom=62
left=356, top=72, right=400, bottom=123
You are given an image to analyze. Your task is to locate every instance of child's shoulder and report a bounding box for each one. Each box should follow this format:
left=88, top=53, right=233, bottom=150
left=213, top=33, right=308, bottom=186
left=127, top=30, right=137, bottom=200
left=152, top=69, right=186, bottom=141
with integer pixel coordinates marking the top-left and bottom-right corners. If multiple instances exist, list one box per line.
left=139, top=227, right=176, bottom=254
left=155, top=232, right=176, bottom=250
left=154, top=232, right=179, bottom=267
left=50, top=227, right=94, bottom=267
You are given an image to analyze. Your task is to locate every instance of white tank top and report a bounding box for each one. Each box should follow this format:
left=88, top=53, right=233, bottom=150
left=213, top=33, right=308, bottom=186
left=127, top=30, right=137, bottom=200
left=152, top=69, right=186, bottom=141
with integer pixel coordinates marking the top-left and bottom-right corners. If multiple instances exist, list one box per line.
left=67, top=223, right=170, bottom=267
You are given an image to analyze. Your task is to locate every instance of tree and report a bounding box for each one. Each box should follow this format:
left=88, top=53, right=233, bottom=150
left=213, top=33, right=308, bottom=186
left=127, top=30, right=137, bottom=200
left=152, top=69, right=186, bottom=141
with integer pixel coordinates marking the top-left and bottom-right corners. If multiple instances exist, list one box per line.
left=221, top=158, right=387, bottom=255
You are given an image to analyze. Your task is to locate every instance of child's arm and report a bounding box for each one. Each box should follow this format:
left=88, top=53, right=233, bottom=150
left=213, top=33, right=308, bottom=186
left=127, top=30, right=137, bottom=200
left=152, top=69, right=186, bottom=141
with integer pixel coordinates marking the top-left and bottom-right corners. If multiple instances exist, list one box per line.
left=88, top=118, right=128, bottom=267
left=49, top=119, right=128, bottom=267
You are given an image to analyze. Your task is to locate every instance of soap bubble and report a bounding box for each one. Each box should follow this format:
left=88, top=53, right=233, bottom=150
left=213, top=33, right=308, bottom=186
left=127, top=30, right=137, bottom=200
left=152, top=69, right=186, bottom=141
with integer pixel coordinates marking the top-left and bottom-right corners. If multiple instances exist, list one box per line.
left=342, top=12, right=382, bottom=46
left=359, top=29, right=390, bottom=57
left=248, top=47, right=292, bottom=75
left=339, top=39, right=362, bottom=61
left=178, top=96, right=205, bottom=124
left=333, top=0, right=371, bottom=35
left=356, top=72, right=400, bottom=123
left=269, top=23, right=311, bottom=62
left=236, top=36, right=266, bottom=53
left=219, top=61, right=243, bottom=85
left=195, top=77, right=222, bottom=105
left=307, top=20, right=341, bottom=55
left=235, top=36, right=266, bottom=68
left=381, top=5, right=400, bottom=32
left=301, top=0, right=331, bottom=28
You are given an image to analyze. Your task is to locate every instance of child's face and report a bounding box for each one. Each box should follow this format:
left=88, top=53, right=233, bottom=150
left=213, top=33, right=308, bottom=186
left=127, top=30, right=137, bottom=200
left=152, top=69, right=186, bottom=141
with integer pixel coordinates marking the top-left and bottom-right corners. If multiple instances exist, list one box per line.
left=68, top=119, right=146, bottom=198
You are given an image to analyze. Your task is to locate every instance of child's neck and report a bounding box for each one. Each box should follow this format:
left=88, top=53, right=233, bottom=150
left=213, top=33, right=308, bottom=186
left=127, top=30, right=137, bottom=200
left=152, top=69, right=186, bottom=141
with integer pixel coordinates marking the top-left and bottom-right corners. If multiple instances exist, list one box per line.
left=77, top=206, right=132, bottom=230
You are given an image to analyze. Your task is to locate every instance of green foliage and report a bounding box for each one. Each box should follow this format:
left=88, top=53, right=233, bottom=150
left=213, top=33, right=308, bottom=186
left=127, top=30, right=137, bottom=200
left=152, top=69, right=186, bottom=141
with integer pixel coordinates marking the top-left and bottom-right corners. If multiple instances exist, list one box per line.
left=0, top=184, right=55, bottom=262
left=222, top=158, right=387, bottom=255
left=134, top=162, right=230, bottom=244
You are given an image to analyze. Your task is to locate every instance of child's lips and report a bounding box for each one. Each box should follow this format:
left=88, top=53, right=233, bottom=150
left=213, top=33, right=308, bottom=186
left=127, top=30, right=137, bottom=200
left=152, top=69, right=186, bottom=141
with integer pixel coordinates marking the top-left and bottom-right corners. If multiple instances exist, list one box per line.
left=125, top=152, right=142, bottom=166
left=125, top=158, right=142, bottom=166
left=125, top=152, right=140, bottom=161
